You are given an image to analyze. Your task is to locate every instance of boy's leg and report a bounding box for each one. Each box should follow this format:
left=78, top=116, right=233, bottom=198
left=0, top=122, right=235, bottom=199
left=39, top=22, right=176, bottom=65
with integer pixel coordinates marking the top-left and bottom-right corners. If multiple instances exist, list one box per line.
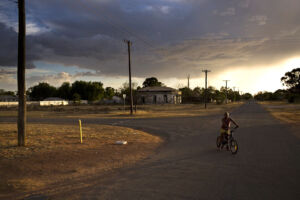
left=220, top=130, right=226, bottom=149
left=225, top=130, right=230, bottom=150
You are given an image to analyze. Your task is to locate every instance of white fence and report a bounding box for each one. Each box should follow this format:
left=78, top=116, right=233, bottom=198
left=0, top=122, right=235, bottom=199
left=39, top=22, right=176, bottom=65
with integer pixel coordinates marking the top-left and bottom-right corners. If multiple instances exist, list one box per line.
left=0, top=102, right=18, bottom=106
left=0, top=100, right=69, bottom=107
left=39, top=100, right=69, bottom=106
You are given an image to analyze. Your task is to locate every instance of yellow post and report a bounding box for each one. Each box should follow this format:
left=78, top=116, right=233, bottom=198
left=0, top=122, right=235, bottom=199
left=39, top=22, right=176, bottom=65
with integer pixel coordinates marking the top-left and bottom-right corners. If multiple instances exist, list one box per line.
left=79, top=119, right=83, bottom=144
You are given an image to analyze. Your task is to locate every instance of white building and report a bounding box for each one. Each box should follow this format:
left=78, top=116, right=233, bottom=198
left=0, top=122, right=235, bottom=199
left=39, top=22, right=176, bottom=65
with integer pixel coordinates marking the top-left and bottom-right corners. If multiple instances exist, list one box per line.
left=40, top=97, right=69, bottom=106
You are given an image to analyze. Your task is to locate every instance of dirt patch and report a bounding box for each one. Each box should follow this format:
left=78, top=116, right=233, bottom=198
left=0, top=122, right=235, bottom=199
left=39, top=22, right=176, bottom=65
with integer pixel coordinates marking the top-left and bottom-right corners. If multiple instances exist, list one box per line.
left=0, top=123, right=163, bottom=199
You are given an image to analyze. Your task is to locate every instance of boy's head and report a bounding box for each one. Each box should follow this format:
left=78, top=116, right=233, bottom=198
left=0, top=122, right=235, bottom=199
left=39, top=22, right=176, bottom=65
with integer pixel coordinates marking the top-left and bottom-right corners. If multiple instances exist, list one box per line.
left=224, top=112, right=230, bottom=118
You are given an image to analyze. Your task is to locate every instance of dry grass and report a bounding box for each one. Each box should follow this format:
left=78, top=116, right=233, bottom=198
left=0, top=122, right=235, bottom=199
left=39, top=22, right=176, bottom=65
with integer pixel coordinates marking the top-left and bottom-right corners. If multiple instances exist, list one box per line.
left=0, top=102, right=243, bottom=119
left=259, top=101, right=300, bottom=124
left=260, top=101, right=300, bottom=138
left=0, top=123, right=162, bottom=198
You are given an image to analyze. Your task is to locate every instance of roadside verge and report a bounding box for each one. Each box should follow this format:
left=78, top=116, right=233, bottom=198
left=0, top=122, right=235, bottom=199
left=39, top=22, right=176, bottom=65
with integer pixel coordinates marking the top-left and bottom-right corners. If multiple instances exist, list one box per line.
left=0, top=123, right=163, bottom=199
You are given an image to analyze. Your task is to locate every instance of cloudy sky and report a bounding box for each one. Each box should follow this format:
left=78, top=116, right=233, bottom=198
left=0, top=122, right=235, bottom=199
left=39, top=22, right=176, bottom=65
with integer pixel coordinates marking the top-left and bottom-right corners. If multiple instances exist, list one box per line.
left=0, top=0, right=299, bottom=94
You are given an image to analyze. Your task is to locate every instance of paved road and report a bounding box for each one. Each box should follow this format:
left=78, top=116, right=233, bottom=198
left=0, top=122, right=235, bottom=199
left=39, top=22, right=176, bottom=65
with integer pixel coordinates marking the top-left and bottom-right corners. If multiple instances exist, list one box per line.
left=3, top=103, right=300, bottom=199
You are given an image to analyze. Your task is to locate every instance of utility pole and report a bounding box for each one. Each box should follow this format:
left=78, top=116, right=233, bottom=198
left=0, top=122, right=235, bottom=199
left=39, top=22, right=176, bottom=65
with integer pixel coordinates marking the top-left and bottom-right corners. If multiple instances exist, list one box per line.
left=187, top=74, right=190, bottom=89
left=18, top=0, right=26, bottom=146
left=223, top=80, right=230, bottom=104
left=202, top=70, right=211, bottom=109
left=124, top=39, right=133, bottom=115
left=233, top=86, right=236, bottom=102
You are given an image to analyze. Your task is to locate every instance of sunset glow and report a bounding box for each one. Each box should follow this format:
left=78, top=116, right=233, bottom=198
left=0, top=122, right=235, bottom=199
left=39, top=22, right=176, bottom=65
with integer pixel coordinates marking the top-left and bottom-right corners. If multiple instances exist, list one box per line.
left=0, top=0, right=299, bottom=94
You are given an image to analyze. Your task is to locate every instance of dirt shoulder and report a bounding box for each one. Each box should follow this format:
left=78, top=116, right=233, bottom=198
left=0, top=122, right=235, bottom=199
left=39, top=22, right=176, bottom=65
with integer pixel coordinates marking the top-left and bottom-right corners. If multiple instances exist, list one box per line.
left=259, top=101, right=300, bottom=138
left=0, top=123, right=163, bottom=199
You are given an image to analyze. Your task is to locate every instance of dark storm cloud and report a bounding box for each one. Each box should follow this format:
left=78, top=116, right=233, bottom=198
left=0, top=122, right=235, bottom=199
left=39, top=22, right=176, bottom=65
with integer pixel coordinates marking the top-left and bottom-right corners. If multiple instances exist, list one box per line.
left=0, top=23, right=17, bottom=67
left=0, top=0, right=299, bottom=79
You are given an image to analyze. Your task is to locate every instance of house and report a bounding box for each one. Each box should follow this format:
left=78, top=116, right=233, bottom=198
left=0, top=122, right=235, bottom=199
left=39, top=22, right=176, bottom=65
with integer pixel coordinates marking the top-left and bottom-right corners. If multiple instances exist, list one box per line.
left=137, top=86, right=182, bottom=104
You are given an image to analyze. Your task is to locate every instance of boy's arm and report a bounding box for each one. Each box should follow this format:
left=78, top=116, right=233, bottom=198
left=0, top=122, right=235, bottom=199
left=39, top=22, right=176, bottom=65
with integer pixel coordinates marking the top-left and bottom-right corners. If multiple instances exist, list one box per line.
left=230, top=118, right=239, bottom=128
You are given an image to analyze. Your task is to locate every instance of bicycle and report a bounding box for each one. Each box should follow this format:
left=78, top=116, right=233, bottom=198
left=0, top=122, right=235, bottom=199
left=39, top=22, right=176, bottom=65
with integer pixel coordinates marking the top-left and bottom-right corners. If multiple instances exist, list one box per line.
left=216, top=127, right=239, bottom=154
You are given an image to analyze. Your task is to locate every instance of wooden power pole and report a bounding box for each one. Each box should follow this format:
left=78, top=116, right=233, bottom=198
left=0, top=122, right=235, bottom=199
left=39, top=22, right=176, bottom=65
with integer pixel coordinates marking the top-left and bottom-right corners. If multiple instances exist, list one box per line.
left=233, top=86, right=236, bottom=102
left=223, top=80, right=230, bottom=104
left=202, top=70, right=211, bottom=109
left=18, top=0, right=26, bottom=146
left=187, top=74, right=190, bottom=89
left=124, top=39, right=133, bottom=115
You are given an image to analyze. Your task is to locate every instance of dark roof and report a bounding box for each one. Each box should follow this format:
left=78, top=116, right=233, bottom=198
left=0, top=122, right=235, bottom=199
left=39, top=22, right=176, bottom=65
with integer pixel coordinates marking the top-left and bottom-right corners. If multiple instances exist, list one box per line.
left=43, top=97, right=64, bottom=101
left=137, top=86, right=177, bottom=92
left=0, top=95, right=17, bottom=99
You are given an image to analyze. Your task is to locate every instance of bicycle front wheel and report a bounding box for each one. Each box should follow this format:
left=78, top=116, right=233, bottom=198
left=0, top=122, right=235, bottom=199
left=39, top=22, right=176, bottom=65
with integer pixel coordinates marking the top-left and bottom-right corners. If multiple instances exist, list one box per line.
left=230, top=139, right=238, bottom=154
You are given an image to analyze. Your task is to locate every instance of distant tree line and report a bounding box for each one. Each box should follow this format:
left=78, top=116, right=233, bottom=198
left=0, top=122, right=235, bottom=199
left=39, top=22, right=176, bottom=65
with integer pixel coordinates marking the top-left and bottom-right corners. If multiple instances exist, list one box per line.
left=27, top=81, right=114, bottom=102
left=0, top=89, right=15, bottom=96
left=178, top=86, right=252, bottom=104
left=1, top=68, right=298, bottom=103
left=254, top=68, right=300, bottom=103
left=0, top=77, right=251, bottom=104
left=139, top=77, right=250, bottom=104
left=25, top=77, right=167, bottom=102
left=0, top=77, right=163, bottom=103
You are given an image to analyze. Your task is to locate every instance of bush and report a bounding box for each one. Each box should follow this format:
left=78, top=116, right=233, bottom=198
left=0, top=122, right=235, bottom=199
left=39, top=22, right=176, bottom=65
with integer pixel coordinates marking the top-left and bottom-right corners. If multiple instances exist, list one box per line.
left=287, top=93, right=300, bottom=103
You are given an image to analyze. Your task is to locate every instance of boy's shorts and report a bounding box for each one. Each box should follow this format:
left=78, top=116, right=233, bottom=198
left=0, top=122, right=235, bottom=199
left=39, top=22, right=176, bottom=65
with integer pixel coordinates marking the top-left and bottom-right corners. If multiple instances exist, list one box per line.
left=220, top=128, right=230, bottom=135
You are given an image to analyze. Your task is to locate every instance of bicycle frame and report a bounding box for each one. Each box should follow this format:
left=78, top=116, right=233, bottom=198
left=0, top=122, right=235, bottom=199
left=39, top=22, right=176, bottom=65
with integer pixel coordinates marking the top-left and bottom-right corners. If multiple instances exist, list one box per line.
left=223, top=128, right=237, bottom=145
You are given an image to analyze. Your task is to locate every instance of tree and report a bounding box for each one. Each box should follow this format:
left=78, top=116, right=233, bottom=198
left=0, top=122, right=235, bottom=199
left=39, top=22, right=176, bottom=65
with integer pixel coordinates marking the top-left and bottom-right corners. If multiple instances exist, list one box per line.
left=71, top=81, right=104, bottom=101
left=120, top=82, right=138, bottom=96
left=273, top=89, right=288, bottom=100
left=179, top=87, right=193, bottom=103
left=226, top=88, right=235, bottom=102
left=0, top=89, right=15, bottom=96
left=28, top=82, right=57, bottom=100
left=87, top=82, right=104, bottom=101
left=104, top=87, right=115, bottom=99
left=72, top=93, right=81, bottom=104
left=142, top=77, right=163, bottom=87
left=192, top=87, right=203, bottom=97
left=281, top=68, right=300, bottom=92
left=214, top=90, right=226, bottom=104
left=281, top=68, right=300, bottom=102
left=241, top=93, right=253, bottom=100
left=71, top=81, right=87, bottom=100
left=206, top=86, right=216, bottom=102
left=57, top=82, right=71, bottom=100
left=254, top=91, right=273, bottom=101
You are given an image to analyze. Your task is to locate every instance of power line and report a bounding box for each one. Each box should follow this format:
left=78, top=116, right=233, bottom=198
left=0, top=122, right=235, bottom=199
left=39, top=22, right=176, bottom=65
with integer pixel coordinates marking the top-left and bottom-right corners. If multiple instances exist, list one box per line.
left=95, top=9, right=157, bottom=50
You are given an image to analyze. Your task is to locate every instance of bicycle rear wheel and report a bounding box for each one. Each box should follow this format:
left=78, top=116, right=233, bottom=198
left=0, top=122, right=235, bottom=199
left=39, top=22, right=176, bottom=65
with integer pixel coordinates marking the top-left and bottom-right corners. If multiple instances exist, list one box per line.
left=230, top=139, right=238, bottom=154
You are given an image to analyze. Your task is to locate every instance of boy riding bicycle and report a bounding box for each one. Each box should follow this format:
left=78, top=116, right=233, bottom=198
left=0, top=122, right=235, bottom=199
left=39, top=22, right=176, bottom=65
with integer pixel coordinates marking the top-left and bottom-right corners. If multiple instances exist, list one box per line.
left=220, top=112, right=239, bottom=149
